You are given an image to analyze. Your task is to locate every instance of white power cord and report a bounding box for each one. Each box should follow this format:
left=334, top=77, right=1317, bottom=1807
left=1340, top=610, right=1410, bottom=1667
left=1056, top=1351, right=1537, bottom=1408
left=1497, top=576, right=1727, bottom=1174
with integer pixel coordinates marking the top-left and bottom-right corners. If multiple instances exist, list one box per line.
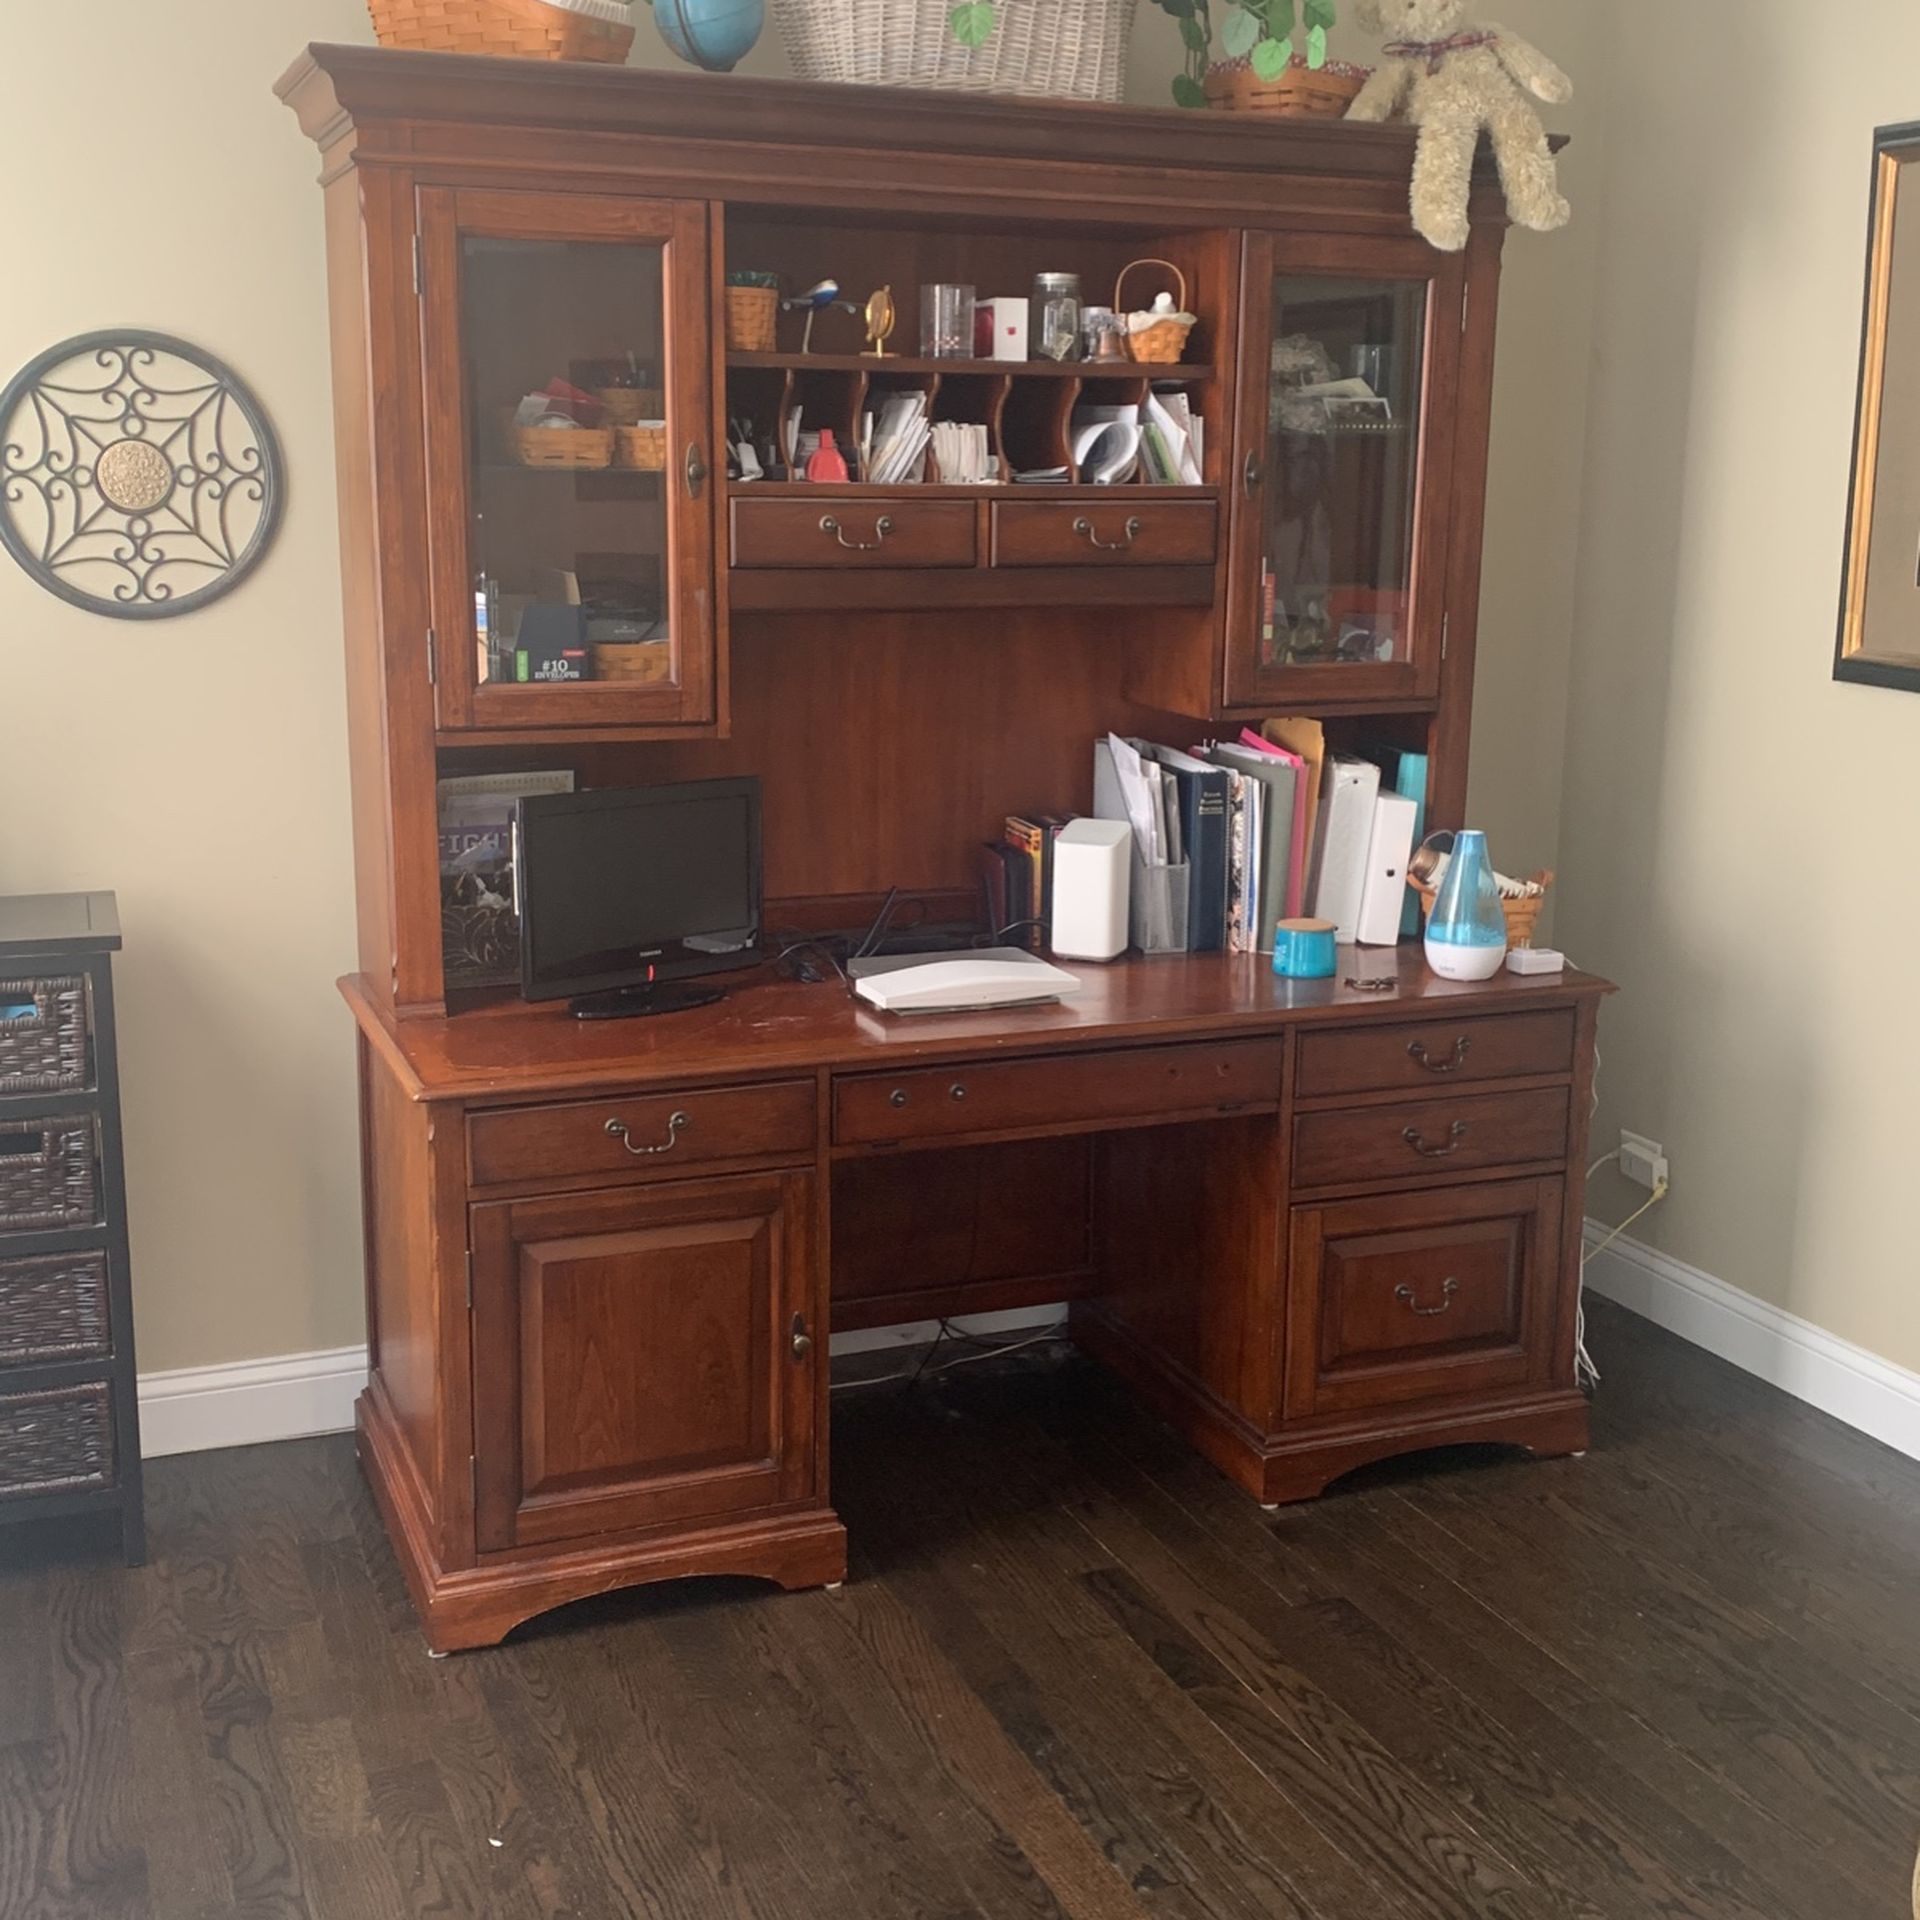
left=1575, top=1161, right=1669, bottom=1390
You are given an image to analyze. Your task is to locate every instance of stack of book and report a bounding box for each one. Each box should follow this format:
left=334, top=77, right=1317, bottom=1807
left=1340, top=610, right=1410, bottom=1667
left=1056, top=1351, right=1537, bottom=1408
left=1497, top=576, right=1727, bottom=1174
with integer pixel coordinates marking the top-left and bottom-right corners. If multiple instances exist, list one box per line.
left=1092, top=725, right=1428, bottom=956
left=980, top=813, right=1072, bottom=949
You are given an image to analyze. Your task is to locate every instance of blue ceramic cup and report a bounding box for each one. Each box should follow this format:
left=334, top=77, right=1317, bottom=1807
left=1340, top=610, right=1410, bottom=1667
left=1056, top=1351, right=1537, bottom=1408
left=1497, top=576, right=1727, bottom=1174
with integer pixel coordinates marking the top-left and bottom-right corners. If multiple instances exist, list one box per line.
left=1271, top=918, right=1338, bottom=980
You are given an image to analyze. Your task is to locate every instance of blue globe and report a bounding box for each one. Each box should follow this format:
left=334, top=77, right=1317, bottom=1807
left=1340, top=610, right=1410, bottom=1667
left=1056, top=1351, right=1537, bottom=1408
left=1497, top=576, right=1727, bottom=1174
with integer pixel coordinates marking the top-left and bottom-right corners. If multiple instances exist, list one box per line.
left=652, top=0, right=764, bottom=71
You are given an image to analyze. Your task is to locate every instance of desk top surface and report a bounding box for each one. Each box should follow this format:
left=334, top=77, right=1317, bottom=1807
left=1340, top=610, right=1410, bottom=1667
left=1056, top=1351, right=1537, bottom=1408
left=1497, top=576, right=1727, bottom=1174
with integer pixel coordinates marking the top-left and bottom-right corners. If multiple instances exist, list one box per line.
left=0, top=892, right=121, bottom=959
left=347, top=950, right=1613, bottom=1105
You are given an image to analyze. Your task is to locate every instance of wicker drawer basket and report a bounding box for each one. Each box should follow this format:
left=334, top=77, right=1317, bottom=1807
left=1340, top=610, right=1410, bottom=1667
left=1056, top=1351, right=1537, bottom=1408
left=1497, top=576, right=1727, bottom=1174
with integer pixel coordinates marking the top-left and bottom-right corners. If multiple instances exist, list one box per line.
left=0, top=1251, right=111, bottom=1370
left=0, top=1115, right=99, bottom=1235
left=0, top=1381, right=114, bottom=1500
left=0, top=976, right=90, bottom=1095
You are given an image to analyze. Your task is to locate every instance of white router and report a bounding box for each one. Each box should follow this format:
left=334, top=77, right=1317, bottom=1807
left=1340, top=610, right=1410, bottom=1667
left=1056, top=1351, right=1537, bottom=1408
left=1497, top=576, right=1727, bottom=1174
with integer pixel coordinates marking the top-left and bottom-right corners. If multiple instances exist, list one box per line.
left=850, top=948, right=1083, bottom=1015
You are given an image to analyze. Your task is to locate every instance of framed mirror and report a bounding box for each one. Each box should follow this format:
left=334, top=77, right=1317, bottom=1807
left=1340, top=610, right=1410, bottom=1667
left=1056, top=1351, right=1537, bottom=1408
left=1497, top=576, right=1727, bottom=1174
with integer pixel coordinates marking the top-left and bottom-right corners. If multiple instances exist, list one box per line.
left=1837, top=122, right=1920, bottom=690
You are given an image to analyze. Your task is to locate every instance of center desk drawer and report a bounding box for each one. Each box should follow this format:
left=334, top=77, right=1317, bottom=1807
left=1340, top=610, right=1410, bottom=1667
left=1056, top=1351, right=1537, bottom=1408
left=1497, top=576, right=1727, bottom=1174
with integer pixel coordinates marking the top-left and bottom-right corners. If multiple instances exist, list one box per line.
left=468, top=1082, right=816, bottom=1187
left=990, top=500, right=1218, bottom=568
left=730, top=498, right=976, bottom=570
left=834, top=1039, right=1283, bottom=1148
left=1296, top=1009, right=1577, bottom=1099
left=1292, top=1087, right=1570, bottom=1190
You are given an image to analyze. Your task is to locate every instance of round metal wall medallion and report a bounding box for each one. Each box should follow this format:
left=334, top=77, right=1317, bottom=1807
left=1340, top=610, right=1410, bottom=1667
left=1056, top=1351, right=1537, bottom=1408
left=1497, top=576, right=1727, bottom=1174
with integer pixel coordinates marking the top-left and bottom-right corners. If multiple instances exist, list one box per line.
left=0, top=330, right=283, bottom=618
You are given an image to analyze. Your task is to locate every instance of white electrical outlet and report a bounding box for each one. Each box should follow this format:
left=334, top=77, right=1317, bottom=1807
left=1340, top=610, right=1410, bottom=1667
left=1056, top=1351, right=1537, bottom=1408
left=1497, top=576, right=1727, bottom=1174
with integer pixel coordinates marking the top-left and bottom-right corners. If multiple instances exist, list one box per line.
left=1619, top=1130, right=1669, bottom=1192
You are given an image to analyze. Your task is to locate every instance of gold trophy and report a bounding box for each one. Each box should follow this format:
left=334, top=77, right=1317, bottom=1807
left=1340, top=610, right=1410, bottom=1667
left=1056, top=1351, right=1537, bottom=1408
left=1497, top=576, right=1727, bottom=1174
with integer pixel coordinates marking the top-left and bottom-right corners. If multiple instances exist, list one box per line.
left=863, top=286, right=897, bottom=359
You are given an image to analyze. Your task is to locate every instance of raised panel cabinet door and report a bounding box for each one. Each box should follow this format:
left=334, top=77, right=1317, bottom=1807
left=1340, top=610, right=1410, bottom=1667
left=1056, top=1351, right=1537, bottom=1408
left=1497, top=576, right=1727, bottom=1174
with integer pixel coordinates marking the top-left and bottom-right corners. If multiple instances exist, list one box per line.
left=1284, top=1177, right=1562, bottom=1421
left=417, top=186, right=718, bottom=733
left=1225, top=231, right=1466, bottom=711
left=470, top=1172, right=818, bottom=1552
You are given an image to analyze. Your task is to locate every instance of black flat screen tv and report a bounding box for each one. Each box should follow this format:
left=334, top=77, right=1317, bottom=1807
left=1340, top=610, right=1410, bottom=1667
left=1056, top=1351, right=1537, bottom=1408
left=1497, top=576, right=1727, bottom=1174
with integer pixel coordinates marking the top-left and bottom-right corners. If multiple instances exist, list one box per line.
left=514, top=778, right=762, bottom=1019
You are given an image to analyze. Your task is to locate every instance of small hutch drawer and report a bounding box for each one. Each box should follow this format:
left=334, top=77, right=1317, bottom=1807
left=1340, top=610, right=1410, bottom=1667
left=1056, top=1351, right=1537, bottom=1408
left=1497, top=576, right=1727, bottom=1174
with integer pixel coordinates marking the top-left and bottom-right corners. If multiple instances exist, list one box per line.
left=990, top=500, right=1218, bottom=568
left=467, top=1081, right=817, bottom=1187
left=0, top=1250, right=112, bottom=1370
left=1296, top=1010, right=1577, bottom=1099
left=1291, top=1087, right=1569, bottom=1190
left=730, top=498, right=976, bottom=570
left=834, top=1038, right=1283, bottom=1148
left=1286, top=1178, right=1561, bottom=1419
left=0, top=1381, right=115, bottom=1500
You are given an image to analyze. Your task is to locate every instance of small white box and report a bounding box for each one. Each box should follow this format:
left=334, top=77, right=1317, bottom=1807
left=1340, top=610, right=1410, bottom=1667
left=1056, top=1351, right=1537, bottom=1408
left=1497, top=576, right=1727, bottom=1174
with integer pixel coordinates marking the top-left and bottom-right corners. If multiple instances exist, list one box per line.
left=1050, top=818, right=1131, bottom=961
left=981, top=296, right=1030, bottom=362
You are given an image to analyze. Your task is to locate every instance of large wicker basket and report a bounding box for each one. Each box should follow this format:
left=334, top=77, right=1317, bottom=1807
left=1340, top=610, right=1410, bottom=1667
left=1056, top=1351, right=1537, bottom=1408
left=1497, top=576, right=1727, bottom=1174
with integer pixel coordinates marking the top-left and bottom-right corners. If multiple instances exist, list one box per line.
left=367, top=0, right=636, bottom=63
left=771, top=0, right=1138, bottom=101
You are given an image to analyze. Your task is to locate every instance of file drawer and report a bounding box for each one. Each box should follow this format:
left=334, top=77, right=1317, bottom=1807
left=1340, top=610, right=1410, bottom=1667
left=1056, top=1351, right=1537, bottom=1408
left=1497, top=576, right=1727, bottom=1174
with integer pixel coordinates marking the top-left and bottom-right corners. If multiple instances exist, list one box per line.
left=834, top=1039, right=1283, bottom=1148
left=990, top=500, right=1218, bottom=568
left=468, top=1081, right=817, bottom=1187
left=1287, top=1179, right=1560, bottom=1417
left=1291, top=1087, right=1569, bottom=1190
left=1296, top=1009, right=1577, bottom=1100
left=731, top=498, right=976, bottom=570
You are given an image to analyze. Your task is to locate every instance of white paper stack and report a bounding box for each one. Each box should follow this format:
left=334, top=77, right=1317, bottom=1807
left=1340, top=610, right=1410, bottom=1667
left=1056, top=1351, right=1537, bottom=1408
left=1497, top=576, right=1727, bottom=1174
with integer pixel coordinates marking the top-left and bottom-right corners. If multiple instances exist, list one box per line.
left=930, top=420, right=992, bottom=484
left=864, top=392, right=931, bottom=485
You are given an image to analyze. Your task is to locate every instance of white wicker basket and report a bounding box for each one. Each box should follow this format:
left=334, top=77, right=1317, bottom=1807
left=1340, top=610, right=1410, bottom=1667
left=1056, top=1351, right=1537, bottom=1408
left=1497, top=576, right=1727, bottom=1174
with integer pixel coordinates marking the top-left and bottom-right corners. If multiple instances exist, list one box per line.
left=771, top=0, right=1139, bottom=102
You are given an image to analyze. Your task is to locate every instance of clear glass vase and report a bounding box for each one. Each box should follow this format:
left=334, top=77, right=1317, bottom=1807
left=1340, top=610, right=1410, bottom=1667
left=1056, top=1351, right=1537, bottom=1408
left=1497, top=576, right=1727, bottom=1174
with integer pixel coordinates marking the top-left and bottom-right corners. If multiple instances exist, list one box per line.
left=1424, top=828, right=1507, bottom=981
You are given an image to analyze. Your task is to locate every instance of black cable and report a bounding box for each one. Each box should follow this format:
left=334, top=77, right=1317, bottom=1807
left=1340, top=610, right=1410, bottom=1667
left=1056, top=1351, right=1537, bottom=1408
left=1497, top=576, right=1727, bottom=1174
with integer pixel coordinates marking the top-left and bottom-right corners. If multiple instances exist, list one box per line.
left=854, top=886, right=903, bottom=959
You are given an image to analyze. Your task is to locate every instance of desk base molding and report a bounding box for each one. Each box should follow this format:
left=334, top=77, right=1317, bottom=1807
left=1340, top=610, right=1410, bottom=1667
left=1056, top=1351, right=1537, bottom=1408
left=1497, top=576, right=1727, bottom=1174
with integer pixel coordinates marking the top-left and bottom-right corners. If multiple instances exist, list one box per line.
left=357, top=1388, right=848, bottom=1654
left=1071, top=1302, right=1591, bottom=1505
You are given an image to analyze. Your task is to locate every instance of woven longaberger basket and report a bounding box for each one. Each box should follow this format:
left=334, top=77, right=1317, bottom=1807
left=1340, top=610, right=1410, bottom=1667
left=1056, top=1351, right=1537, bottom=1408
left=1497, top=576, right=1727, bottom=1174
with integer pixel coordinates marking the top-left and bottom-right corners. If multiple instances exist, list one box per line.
left=367, top=0, right=635, bottom=62
left=772, top=0, right=1138, bottom=100
left=1204, top=52, right=1371, bottom=117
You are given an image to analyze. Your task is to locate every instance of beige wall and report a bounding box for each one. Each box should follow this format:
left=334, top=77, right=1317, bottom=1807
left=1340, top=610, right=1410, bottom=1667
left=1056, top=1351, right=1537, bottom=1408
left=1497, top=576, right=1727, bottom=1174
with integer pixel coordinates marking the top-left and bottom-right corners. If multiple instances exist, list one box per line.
left=0, top=1, right=1593, bottom=1377
left=1558, top=0, right=1920, bottom=1374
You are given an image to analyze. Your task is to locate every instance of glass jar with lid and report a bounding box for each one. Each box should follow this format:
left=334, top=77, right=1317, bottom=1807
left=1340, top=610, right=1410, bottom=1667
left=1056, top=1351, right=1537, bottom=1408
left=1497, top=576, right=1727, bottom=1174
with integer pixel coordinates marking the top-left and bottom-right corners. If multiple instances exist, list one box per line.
left=1031, top=272, right=1084, bottom=362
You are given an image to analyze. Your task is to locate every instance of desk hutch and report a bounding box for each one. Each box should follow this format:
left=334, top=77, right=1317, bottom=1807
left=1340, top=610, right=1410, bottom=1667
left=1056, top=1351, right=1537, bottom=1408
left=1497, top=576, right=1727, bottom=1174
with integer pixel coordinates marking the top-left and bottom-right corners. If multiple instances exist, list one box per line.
left=281, top=45, right=1610, bottom=1653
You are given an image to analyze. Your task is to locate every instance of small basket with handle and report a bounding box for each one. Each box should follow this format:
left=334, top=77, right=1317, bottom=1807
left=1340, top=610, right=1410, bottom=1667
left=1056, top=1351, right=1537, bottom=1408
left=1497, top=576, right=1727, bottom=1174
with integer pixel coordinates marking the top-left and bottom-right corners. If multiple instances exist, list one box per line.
left=1116, top=259, right=1196, bottom=366
left=1413, top=869, right=1554, bottom=949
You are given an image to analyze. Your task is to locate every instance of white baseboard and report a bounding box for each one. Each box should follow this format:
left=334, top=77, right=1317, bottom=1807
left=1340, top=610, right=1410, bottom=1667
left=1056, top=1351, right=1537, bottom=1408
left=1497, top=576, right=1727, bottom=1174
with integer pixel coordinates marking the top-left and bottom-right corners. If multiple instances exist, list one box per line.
left=138, top=1344, right=368, bottom=1457
left=134, top=1308, right=1069, bottom=1456
left=1582, top=1223, right=1920, bottom=1464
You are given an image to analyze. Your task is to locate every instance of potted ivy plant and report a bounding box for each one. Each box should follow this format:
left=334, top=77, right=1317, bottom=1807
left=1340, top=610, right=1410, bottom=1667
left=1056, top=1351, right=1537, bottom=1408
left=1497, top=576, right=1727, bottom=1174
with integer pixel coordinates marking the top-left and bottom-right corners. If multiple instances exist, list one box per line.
left=956, top=1, right=1354, bottom=114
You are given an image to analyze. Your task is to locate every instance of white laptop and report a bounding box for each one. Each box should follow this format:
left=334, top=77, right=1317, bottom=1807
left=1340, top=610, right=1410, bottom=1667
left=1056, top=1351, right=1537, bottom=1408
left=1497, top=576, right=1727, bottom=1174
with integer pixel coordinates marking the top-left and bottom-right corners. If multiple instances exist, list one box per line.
left=850, top=947, right=1083, bottom=1015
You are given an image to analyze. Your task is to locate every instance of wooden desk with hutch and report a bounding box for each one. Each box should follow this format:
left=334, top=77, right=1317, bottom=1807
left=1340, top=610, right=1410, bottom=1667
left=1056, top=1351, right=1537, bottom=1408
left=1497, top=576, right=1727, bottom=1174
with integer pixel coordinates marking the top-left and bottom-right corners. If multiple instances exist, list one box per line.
left=281, top=46, right=1610, bottom=1653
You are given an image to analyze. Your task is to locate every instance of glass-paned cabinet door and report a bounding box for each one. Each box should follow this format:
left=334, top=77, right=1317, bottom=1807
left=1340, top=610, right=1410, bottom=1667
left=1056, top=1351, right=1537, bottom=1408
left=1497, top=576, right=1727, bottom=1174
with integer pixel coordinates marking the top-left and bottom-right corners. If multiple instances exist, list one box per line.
left=1225, top=233, right=1466, bottom=709
left=418, top=188, right=715, bottom=732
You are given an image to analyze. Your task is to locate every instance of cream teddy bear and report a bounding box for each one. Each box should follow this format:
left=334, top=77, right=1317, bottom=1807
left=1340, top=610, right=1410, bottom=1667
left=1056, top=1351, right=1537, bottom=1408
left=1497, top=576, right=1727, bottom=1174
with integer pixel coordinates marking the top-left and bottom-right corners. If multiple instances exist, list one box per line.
left=1346, top=0, right=1571, bottom=253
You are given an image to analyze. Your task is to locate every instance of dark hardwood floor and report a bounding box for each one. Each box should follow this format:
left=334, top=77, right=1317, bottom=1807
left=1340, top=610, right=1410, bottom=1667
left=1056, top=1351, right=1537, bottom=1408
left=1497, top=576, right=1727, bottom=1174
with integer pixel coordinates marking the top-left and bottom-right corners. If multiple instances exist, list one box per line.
left=3, top=1296, right=1919, bottom=1919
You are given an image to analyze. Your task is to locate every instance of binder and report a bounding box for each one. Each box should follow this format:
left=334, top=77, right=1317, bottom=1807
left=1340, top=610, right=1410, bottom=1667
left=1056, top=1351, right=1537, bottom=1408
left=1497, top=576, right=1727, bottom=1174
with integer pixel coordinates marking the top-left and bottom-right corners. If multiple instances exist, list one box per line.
left=1369, top=746, right=1430, bottom=938
left=1257, top=718, right=1325, bottom=912
left=1205, top=742, right=1298, bottom=953
left=1092, top=738, right=1191, bottom=955
left=1356, top=790, right=1418, bottom=946
left=1132, top=743, right=1229, bottom=952
left=1310, top=755, right=1382, bottom=942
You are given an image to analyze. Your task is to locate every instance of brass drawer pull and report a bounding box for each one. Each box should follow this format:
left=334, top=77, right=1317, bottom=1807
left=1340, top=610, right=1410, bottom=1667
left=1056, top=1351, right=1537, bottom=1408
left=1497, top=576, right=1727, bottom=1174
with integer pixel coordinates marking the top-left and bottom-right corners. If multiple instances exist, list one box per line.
left=949, top=1083, right=967, bottom=1101
left=1407, top=1036, right=1471, bottom=1074
left=685, top=441, right=707, bottom=499
left=604, top=1111, right=689, bottom=1157
left=1395, top=1277, right=1459, bottom=1317
left=1402, top=1120, right=1468, bottom=1158
left=790, top=1312, right=814, bottom=1360
left=820, top=514, right=893, bottom=551
left=888, top=1089, right=909, bottom=1108
left=1072, top=514, right=1142, bottom=552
